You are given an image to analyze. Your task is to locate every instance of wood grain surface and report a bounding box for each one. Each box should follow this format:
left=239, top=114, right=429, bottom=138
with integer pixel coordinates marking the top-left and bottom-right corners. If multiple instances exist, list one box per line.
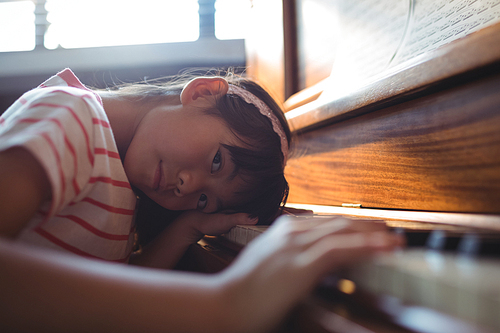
left=285, top=73, right=500, bottom=214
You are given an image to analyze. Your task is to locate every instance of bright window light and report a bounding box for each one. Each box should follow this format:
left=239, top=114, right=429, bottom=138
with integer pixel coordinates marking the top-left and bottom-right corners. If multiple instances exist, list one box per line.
left=44, top=0, right=199, bottom=49
left=0, top=1, right=36, bottom=52
left=215, top=0, right=251, bottom=40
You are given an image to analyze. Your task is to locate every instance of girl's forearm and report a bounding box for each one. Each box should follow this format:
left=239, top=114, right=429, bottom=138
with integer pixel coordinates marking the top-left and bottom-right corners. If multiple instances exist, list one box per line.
left=0, top=238, right=239, bottom=333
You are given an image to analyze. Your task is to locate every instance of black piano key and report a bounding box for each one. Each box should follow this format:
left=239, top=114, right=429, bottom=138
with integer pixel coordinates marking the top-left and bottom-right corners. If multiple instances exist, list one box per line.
left=392, top=227, right=500, bottom=258
left=390, top=228, right=429, bottom=247
left=458, top=233, right=500, bottom=258
left=426, top=230, right=446, bottom=250
left=458, top=233, right=480, bottom=256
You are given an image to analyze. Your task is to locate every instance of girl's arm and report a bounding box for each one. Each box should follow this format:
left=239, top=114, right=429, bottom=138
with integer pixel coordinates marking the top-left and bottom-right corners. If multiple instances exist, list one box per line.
left=0, top=147, right=51, bottom=237
left=130, top=210, right=258, bottom=269
left=0, top=237, right=234, bottom=333
left=0, top=147, right=234, bottom=332
left=0, top=215, right=403, bottom=333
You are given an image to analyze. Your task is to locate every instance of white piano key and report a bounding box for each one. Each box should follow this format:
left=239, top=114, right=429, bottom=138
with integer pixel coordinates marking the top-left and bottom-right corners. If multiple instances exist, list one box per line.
left=342, top=249, right=500, bottom=332
left=456, top=280, right=479, bottom=325
left=476, top=293, right=499, bottom=331
left=222, top=225, right=500, bottom=331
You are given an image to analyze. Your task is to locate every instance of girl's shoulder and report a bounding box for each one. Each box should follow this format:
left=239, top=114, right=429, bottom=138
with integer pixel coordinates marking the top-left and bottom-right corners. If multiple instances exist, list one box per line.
left=23, top=68, right=104, bottom=118
left=0, top=87, right=101, bottom=134
left=39, top=68, right=102, bottom=105
left=3, top=86, right=104, bottom=130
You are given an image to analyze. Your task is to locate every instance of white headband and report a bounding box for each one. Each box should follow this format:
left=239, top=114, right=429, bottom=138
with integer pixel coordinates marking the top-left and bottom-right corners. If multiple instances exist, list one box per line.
left=227, top=84, right=288, bottom=165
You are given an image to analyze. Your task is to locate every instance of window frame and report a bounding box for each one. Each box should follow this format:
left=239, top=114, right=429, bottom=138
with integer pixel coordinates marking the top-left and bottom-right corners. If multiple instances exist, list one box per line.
left=0, top=0, right=246, bottom=94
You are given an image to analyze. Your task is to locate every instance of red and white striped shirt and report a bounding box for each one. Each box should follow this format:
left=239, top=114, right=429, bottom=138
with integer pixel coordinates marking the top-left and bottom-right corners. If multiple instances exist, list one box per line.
left=0, top=69, right=137, bottom=262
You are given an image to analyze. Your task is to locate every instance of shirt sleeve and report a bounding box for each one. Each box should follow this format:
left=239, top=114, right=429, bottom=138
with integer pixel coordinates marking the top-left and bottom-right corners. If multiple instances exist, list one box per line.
left=0, top=87, right=96, bottom=218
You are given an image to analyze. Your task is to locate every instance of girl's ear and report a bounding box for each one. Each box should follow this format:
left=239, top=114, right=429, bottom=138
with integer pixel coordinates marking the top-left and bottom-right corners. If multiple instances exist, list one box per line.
left=180, top=77, right=229, bottom=106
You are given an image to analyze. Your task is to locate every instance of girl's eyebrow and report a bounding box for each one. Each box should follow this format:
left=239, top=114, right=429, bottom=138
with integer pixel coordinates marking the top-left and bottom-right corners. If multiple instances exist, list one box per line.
left=212, top=145, right=238, bottom=213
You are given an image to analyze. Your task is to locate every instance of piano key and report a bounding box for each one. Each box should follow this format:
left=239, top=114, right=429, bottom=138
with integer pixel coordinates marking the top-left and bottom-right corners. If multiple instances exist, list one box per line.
left=221, top=215, right=500, bottom=331
left=341, top=249, right=500, bottom=331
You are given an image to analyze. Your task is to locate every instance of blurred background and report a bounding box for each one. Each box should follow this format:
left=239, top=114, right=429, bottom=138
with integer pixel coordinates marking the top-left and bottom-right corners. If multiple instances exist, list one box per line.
left=0, top=0, right=251, bottom=111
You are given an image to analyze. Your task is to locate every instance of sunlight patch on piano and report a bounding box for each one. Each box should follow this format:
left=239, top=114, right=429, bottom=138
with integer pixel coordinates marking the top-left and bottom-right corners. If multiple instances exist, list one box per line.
left=286, top=203, right=500, bottom=231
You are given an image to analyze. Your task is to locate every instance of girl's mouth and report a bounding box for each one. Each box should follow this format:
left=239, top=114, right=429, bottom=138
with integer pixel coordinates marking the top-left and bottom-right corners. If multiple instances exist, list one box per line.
left=153, top=160, right=162, bottom=191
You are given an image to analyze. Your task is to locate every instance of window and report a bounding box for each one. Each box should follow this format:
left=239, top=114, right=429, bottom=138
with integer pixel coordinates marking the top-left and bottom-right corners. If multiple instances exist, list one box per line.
left=0, top=1, right=36, bottom=52
left=214, top=0, right=251, bottom=40
left=0, top=0, right=247, bottom=85
left=44, top=0, right=199, bottom=49
left=0, top=0, right=250, bottom=52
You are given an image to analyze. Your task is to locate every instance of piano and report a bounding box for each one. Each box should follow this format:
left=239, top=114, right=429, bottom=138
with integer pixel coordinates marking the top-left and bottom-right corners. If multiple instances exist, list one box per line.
left=177, top=1, right=500, bottom=332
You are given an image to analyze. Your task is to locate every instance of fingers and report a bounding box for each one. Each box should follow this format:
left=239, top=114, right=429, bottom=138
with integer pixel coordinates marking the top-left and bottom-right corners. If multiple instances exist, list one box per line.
left=266, top=216, right=404, bottom=274
left=273, top=215, right=348, bottom=234
left=272, top=216, right=389, bottom=245
left=220, top=212, right=258, bottom=227
left=302, top=231, right=404, bottom=276
left=293, top=218, right=351, bottom=245
left=241, top=215, right=259, bottom=225
left=197, top=212, right=259, bottom=236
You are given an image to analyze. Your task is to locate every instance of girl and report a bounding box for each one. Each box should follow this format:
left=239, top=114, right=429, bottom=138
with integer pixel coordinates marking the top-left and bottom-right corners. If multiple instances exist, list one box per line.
left=0, top=68, right=402, bottom=332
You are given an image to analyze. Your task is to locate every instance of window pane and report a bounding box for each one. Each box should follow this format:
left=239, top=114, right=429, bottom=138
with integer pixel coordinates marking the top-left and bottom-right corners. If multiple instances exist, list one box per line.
left=0, top=1, right=35, bottom=52
left=44, top=0, right=199, bottom=49
left=215, top=0, right=251, bottom=40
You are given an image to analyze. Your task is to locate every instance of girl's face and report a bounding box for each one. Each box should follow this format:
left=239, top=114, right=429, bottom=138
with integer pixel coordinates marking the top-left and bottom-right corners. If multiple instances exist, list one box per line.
left=123, top=103, right=245, bottom=213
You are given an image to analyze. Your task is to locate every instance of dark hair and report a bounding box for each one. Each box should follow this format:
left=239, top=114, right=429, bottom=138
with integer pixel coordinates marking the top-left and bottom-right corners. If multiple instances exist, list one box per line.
left=210, top=77, right=290, bottom=224
left=113, top=70, right=291, bottom=243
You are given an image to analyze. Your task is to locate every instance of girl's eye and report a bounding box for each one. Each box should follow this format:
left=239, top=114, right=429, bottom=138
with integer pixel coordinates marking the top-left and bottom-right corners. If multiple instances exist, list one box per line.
left=197, top=194, right=208, bottom=210
left=211, top=150, right=222, bottom=173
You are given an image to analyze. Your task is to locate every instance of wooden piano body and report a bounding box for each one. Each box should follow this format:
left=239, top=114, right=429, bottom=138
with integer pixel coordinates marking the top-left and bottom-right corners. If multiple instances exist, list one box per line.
left=180, top=1, right=500, bottom=332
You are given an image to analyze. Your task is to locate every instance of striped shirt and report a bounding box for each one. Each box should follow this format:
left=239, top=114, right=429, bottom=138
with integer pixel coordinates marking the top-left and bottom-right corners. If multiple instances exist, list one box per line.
left=0, top=69, right=137, bottom=262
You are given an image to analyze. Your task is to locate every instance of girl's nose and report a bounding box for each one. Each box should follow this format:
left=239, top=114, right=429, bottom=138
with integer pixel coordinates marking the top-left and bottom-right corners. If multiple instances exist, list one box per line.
left=175, top=170, right=201, bottom=197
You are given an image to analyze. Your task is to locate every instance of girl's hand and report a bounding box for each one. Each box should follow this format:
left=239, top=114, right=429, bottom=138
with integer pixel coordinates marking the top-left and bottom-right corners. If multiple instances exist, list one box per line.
left=130, top=210, right=257, bottom=269
left=178, top=210, right=259, bottom=243
left=219, top=215, right=404, bottom=333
